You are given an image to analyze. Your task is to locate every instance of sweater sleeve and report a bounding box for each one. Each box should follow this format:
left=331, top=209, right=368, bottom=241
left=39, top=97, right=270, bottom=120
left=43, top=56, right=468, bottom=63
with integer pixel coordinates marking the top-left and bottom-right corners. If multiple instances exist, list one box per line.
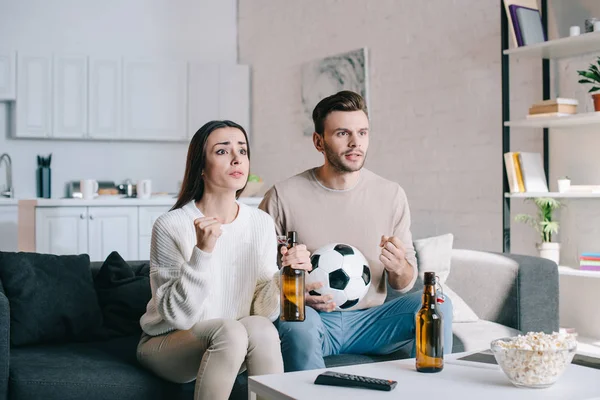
left=149, top=219, right=214, bottom=330
left=389, top=185, right=419, bottom=294
left=250, top=217, right=281, bottom=322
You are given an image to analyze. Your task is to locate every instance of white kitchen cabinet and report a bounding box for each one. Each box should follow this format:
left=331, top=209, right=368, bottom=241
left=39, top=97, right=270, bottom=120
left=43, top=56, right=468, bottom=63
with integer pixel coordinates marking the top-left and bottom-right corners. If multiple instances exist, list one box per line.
left=53, top=55, right=88, bottom=138
left=219, top=65, right=250, bottom=135
left=35, top=207, right=88, bottom=256
left=16, top=54, right=52, bottom=138
left=0, top=51, right=16, bottom=101
left=138, top=205, right=170, bottom=260
left=188, top=63, right=219, bottom=137
left=0, top=205, right=18, bottom=251
left=88, top=207, right=138, bottom=262
left=123, top=60, right=187, bottom=141
left=89, top=58, right=122, bottom=139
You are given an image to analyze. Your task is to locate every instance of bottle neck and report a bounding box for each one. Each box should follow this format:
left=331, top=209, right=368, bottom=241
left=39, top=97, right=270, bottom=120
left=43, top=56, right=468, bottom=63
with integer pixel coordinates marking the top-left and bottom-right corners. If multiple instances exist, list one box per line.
left=422, top=284, right=437, bottom=308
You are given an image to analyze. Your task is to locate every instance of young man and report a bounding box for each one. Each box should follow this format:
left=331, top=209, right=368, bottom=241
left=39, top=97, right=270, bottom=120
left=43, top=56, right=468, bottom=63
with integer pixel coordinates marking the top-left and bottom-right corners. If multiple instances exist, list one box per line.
left=259, top=90, right=453, bottom=372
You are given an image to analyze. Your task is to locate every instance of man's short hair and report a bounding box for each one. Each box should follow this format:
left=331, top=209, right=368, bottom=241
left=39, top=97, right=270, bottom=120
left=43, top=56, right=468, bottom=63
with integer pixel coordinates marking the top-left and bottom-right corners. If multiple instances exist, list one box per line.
left=312, top=90, right=369, bottom=135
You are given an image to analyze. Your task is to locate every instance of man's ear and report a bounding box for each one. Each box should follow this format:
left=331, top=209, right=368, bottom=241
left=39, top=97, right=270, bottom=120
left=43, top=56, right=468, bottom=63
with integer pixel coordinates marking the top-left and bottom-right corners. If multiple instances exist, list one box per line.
left=313, top=132, right=324, bottom=153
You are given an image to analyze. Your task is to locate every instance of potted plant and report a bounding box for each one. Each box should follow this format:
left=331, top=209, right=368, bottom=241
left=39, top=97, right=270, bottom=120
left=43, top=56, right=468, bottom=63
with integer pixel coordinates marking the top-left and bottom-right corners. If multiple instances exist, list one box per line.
left=515, top=197, right=562, bottom=265
left=557, top=176, right=571, bottom=193
left=577, top=56, right=600, bottom=111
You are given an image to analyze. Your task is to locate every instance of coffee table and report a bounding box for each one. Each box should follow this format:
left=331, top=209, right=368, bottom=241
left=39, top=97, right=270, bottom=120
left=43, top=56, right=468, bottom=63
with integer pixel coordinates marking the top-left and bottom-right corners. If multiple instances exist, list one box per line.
left=248, top=352, right=600, bottom=399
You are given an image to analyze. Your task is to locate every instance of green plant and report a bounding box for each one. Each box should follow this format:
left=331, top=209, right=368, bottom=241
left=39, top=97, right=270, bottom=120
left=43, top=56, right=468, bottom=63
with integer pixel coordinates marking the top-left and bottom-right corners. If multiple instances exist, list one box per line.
left=577, top=56, right=600, bottom=93
left=515, top=197, right=562, bottom=243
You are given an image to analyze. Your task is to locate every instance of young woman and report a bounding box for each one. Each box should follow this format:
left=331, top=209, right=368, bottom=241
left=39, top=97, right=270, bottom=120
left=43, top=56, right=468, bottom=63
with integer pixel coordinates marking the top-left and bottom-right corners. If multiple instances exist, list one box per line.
left=137, top=120, right=312, bottom=399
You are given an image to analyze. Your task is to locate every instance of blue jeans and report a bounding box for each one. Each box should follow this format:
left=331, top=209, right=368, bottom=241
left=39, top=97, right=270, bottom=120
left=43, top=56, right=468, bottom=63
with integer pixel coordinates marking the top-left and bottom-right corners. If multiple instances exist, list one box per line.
left=275, top=291, right=454, bottom=372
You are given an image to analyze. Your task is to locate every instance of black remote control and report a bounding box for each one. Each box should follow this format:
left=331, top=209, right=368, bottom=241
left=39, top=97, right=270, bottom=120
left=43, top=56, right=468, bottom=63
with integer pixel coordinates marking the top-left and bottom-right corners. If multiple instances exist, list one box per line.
left=314, top=371, right=397, bottom=391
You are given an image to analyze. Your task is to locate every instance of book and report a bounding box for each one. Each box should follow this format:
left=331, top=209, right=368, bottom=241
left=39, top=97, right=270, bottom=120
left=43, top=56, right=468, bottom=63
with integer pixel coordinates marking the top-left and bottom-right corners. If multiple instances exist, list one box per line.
left=529, top=104, right=577, bottom=115
left=512, top=152, right=525, bottom=192
left=504, top=153, right=520, bottom=193
left=509, top=4, right=546, bottom=46
left=518, top=152, right=548, bottom=192
left=580, top=265, right=600, bottom=271
left=526, top=112, right=575, bottom=119
left=532, top=98, right=579, bottom=107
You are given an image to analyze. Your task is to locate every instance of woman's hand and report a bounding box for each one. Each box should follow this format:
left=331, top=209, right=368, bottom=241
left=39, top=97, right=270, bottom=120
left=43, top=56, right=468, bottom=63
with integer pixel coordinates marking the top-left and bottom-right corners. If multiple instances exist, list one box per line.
left=194, top=217, right=222, bottom=253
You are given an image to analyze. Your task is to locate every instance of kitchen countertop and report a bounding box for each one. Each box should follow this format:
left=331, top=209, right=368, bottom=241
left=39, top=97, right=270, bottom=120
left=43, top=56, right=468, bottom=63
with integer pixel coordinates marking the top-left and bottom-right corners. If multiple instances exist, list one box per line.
left=17, top=196, right=263, bottom=207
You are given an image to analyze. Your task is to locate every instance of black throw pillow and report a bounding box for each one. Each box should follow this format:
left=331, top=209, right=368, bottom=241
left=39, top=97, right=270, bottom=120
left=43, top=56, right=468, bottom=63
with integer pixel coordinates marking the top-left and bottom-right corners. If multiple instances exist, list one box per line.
left=94, top=251, right=151, bottom=337
left=0, top=251, right=103, bottom=347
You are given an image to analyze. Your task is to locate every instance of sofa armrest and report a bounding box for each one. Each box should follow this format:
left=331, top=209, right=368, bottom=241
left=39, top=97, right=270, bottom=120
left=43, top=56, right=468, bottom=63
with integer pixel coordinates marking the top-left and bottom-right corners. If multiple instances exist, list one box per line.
left=445, top=249, right=559, bottom=334
left=0, top=283, right=9, bottom=400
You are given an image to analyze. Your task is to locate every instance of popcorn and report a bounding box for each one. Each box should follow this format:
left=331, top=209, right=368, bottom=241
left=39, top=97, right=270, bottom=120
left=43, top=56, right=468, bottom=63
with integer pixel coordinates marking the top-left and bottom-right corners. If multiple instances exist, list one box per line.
left=491, top=332, right=577, bottom=387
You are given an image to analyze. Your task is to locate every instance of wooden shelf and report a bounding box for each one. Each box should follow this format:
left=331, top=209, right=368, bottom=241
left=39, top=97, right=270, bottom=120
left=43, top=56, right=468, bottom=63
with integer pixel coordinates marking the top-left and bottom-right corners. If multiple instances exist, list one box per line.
left=503, top=31, right=600, bottom=59
left=504, top=112, right=600, bottom=128
left=505, top=192, right=600, bottom=198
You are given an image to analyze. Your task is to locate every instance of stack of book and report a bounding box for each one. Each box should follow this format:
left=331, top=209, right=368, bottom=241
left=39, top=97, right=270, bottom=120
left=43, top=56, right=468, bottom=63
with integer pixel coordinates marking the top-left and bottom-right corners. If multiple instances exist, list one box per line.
left=503, top=152, right=549, bottom=193
left=580, top=253, right=600, bottom=271
left=527, top=98, right=578, bottom=118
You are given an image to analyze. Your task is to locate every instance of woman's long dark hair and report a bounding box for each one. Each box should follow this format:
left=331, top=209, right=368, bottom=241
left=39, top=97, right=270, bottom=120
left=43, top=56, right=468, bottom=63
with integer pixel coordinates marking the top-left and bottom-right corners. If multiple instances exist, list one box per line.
left=171, top=120, right=250, bottom=211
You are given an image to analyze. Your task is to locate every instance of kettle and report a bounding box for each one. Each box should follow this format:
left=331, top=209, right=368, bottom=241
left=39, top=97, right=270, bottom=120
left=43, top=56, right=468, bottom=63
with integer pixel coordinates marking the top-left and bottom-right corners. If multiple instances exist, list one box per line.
left=117, top=179, right=136, bottom=197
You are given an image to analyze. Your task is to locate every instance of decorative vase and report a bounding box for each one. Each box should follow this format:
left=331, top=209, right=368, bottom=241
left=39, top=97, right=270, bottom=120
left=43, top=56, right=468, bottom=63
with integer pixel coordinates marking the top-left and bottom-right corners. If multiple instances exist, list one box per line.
left=537, top=242, right=560, bottom=265
left=593, top=93, right=600, bottom=112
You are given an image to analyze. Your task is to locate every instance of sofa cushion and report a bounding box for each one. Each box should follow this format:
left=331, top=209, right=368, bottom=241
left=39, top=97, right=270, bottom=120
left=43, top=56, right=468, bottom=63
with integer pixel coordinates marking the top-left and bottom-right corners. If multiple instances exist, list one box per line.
left=0, top=251, right=102, bottom=346
left=8, top=335, right=190, bottom=400
left=93, top=252, right=151, bottom=338
left=451, top=320, right=520, bottom=353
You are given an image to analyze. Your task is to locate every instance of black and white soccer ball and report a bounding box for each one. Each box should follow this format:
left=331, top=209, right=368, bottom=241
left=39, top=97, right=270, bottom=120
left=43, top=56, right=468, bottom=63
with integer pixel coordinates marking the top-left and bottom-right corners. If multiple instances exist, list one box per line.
left=307, top=243, right=371, bottom=311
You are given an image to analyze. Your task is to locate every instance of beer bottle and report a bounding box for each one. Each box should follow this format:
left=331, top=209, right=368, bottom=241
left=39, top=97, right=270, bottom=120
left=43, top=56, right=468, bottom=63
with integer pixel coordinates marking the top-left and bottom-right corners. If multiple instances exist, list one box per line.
left=280, top=231, right=305, bottom=321
left=416, top=271, right=444, bottom=372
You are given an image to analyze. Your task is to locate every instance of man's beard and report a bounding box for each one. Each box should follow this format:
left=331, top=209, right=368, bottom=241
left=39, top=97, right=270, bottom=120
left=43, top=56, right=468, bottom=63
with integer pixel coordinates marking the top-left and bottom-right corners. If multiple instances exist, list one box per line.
left=323, top=140, right=366, bottom=173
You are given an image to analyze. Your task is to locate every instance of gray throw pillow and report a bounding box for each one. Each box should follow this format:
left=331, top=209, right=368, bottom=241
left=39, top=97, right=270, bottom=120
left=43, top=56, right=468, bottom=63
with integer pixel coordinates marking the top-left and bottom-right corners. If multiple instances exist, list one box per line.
left=413, top=234, right=479, bottom=323
left=0, top=251, right=103, bottom=346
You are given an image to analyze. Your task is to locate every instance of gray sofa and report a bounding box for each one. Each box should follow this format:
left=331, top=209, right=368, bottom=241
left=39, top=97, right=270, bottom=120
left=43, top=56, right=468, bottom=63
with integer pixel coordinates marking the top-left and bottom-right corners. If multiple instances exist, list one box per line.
left=0, top=249, right=558, bottom=400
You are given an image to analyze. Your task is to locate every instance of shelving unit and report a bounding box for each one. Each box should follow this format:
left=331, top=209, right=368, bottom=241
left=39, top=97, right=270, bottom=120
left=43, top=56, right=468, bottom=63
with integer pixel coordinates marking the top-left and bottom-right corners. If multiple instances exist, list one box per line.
left=501, top=0, right=600, bottom=252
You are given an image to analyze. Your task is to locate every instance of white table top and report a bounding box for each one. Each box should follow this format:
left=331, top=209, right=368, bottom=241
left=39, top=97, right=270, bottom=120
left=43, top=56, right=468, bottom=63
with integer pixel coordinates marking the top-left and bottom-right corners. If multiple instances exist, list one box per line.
left=248, top=352, right=600, bottom=400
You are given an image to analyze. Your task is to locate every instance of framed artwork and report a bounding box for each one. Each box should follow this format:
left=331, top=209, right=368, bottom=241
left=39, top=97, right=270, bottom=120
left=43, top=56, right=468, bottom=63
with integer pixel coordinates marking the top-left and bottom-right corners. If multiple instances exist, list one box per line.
left=300, top=48, right=369, bottom=136
left=503, top=0, right=546, bottom=47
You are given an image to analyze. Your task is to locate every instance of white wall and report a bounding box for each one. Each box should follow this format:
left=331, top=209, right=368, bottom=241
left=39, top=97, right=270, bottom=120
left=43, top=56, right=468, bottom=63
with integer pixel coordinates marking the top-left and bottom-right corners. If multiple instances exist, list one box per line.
left=238, top=0, right=508, bottom=251
left=0, top=0, right=237, bottom=197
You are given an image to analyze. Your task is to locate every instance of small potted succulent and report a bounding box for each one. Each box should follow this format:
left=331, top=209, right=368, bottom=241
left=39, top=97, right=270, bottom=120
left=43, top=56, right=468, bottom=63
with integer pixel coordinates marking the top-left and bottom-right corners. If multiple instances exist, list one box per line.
left=515, top=197, right=562, bottom=265
left=577, top=56, right=600, bottom=111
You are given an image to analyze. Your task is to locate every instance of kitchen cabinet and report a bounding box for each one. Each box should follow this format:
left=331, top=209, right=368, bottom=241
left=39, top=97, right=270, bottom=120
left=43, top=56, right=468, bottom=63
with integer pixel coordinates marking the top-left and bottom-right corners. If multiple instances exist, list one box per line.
left=89, top=58, right=122, bottom=139
left=123, top=60, right=187, bottom=141
left=138, top=205, right=171, bottom=260
left=219, top=65, right=250, bottom=134
left=15, top=54, right=52, bottom=138
left=0, top=205, right=18, bottom=251
left=0, top=51, right=16, bottom=101
left=53, top=55, right=88, bottom=138
left=188, top=63, right=219, bottom=137
left=35, top=206, right=138, bottom=261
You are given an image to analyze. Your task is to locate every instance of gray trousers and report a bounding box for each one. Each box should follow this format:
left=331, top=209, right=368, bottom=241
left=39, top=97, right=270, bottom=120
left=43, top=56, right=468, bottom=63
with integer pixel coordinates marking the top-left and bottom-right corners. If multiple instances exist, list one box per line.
left=137, top=316, right=284, bottom=400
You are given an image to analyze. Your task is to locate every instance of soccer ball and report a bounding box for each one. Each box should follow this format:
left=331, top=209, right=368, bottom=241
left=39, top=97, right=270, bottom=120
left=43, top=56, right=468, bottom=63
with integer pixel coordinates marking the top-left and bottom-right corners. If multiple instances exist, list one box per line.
left=307, top=243, right=371, bottom=311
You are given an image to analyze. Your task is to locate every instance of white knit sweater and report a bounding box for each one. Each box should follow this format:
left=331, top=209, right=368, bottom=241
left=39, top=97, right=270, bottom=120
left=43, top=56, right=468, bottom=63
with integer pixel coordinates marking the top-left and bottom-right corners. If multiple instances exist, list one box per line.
left=140, top=200, right=281, bottom=336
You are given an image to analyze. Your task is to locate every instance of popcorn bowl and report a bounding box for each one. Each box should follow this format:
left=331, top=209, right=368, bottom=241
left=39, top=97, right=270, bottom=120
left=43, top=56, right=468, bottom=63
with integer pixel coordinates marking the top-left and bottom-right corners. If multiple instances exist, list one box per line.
left=490, top=332, right=577, bottom=389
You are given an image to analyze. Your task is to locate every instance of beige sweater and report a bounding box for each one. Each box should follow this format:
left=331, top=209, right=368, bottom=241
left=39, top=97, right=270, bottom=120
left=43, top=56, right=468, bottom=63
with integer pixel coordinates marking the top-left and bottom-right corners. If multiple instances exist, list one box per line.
left=259, top=168, right=418, bottom=311
left=140, top=200, right=280, bottom=336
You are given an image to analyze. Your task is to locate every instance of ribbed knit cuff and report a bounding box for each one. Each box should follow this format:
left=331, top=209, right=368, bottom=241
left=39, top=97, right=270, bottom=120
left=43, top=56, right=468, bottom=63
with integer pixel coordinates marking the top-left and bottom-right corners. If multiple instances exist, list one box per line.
left=189, top=245, right=213, bottom=268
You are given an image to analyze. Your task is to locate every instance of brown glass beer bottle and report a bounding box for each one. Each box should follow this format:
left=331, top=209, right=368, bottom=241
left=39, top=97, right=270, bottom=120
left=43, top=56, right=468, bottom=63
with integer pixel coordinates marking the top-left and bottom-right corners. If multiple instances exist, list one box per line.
left=415, top=271, right=444, bottom=372
left=280, top=231, right=305, bottom=321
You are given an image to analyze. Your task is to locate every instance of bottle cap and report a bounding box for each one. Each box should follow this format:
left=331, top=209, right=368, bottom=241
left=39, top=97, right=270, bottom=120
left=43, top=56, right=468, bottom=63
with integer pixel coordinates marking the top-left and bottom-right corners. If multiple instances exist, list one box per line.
left=424, top=271, right=436, bottom=285
left=287, top=231, right=297, bottom=246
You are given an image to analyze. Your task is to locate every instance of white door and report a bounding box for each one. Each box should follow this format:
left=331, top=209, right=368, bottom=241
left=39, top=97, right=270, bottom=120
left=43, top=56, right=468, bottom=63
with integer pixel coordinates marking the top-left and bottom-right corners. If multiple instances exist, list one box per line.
left=0, top=51, right=16, bottom=100
left=53, top=55, right=88, bottom=138
left=188, top=63, right=219, bottom=137
left=219, top=65, right=250, bottom=134
left=87, top=207, right=138, bottom=262
left=123, top=60, right=187, bottom=141
left=138, top=206, right=171, bottom=260
left=0, top=205, right=18, bottom=251
left=35, top=207, right=88, bottom=255
left=16, top=54, right=52, bottom=138
left=89, top=57, right=121, bottom=139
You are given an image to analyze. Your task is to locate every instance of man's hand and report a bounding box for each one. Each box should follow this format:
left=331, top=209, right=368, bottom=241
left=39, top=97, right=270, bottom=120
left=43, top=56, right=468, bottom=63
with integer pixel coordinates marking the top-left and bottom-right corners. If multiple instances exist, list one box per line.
left=280, top=244, right=312, bottom=271
left=379, top=235, right=408, bottom=273
left=306, top=282, right=336, bottom=312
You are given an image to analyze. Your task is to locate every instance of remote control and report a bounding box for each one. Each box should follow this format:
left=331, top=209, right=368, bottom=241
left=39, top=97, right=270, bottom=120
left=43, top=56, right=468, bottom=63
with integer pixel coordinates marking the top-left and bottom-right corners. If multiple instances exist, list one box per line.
left=314, top=371, right=397, bottom=391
